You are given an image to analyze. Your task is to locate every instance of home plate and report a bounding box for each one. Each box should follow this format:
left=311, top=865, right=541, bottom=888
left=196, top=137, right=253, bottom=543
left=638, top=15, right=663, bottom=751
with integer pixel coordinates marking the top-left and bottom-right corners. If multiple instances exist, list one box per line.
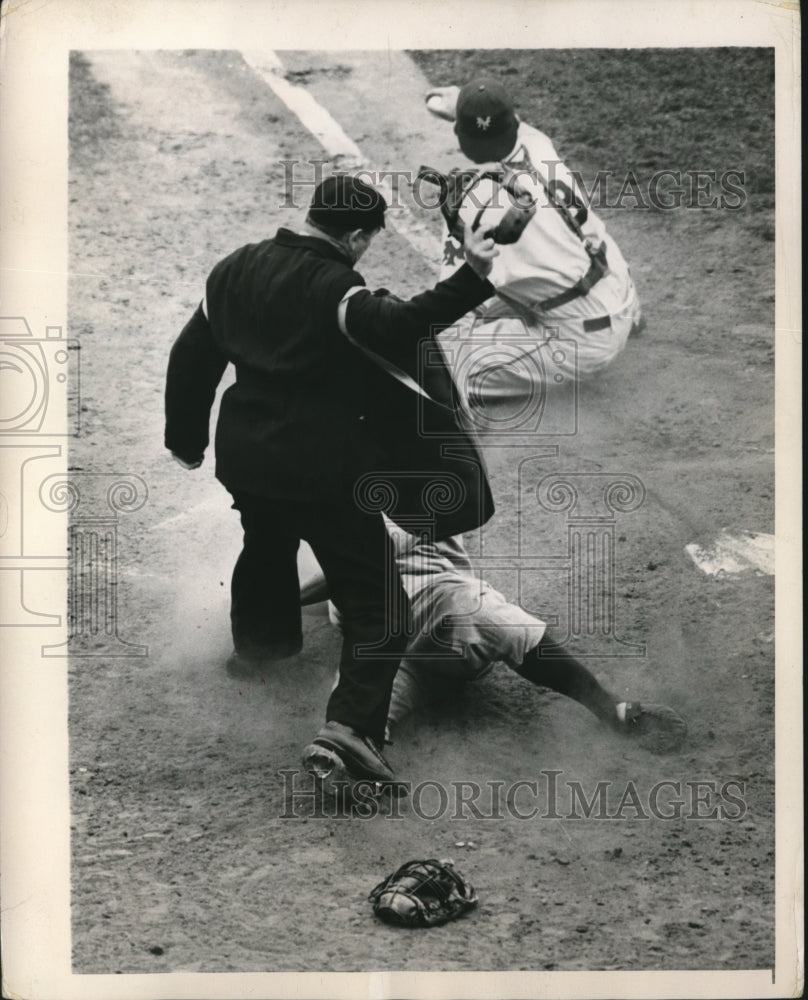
left=685, top=529, right=774, bottom=577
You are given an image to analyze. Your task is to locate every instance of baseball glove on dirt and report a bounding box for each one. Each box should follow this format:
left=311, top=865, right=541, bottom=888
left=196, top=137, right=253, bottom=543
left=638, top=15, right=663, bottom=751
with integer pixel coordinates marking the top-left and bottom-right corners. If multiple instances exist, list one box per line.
left=369, top=858, right=478, bottom=927
left=417, top=164, right=536, bottom=244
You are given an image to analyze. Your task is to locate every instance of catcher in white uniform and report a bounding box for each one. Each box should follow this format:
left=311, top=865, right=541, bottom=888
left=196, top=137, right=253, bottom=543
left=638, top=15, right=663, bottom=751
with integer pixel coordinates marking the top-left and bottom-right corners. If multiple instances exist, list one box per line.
left=301, top=520, right=686, bottom=766
left=423, top=78, right=643, bottom=400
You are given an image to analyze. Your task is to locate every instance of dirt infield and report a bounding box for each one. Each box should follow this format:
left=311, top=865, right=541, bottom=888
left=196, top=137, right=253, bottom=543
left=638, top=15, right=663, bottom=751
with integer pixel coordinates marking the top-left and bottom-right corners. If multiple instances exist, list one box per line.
left=67, top=48, right=775, bottom=973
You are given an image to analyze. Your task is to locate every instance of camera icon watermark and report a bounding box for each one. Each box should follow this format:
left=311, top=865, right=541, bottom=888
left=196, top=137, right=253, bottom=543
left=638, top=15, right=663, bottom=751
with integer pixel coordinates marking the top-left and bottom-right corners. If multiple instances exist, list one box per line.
left=0, top=317, right=80, bottom=436
left=0, top=315, right=149, bottom=655
left=421, top=312, right=579, bottom=441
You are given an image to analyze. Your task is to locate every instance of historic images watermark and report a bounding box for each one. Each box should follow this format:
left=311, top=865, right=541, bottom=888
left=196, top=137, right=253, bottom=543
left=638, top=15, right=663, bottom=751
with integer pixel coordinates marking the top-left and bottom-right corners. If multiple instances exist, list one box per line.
left=278, top=769, right=748, bottom=822
left=277, top=159, right=748, bottom=212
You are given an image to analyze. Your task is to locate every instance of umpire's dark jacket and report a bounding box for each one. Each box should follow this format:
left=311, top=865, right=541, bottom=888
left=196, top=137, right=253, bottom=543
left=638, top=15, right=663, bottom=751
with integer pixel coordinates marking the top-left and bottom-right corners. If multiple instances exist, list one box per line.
left=164, top=229, right=495, bottom=540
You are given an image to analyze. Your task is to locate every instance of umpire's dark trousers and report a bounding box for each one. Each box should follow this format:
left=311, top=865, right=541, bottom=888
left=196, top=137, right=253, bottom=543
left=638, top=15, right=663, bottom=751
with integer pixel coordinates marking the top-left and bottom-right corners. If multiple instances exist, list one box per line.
left=229, top=492, right=411, bottom=746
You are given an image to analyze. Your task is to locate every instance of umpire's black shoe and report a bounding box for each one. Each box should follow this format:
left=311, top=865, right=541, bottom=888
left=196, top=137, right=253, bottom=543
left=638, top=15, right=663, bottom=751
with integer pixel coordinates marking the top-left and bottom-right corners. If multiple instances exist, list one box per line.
left=225, top=640, right=302, bottom=678
left=619, top=701, right=687, bottom=754
left=225, top=651, right=271, bottom=679
left=311, top=721, right=395, bottom=785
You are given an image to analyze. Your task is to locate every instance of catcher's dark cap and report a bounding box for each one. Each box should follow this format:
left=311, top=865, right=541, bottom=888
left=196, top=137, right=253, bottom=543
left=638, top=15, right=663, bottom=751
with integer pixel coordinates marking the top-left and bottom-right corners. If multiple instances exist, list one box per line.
left=454, top=78, right=519, bottom=163
left=307, top=174, right=387, bottom=234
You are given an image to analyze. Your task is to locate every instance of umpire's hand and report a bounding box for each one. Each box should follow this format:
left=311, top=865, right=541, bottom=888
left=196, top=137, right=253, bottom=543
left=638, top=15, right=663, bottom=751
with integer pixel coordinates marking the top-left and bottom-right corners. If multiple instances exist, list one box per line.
left=462, top=225, right=499, bottom=279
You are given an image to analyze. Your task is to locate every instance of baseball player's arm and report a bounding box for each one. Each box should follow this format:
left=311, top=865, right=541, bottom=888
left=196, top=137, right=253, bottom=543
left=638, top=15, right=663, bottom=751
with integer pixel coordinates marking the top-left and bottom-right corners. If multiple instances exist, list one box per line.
left=164, top=301, right=228, bottom=467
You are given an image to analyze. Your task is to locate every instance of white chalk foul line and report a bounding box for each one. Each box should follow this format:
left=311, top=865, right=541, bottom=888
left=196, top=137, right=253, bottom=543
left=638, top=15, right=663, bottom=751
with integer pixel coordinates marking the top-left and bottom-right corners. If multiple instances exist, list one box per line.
left=241, top=50, right=442, bottom=264
left=685, top=529, right=774, bottom=578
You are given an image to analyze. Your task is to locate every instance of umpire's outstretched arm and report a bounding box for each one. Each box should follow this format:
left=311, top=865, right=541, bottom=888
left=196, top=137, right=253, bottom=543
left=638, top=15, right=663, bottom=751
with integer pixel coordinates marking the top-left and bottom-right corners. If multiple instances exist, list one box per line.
left=341, top=251, right=495, bottom=355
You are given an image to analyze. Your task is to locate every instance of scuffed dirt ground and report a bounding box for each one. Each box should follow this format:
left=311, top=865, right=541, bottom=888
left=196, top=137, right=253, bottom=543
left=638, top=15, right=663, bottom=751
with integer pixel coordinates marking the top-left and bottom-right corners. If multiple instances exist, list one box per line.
left=67, top=49, right=775, bottom=973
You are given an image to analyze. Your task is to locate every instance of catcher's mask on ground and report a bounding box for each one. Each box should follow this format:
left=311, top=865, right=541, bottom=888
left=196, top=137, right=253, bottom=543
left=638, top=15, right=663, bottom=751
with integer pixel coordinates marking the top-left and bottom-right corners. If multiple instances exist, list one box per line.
left=369, top=858, right=478, bottom=927
left=454, top=79, right=520, bottom=163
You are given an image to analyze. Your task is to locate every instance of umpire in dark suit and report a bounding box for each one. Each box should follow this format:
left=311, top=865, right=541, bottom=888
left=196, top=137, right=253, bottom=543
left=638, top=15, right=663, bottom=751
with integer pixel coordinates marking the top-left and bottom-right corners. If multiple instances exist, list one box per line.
left=164, top=174, right=496, bottom=788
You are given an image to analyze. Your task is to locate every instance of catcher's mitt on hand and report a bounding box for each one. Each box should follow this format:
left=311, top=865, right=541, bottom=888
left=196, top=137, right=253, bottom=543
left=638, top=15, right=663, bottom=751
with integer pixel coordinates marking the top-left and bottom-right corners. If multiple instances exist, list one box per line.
left=369, top=858, right=478, bottom=927
left=417, top=164, right=536, bottom=245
